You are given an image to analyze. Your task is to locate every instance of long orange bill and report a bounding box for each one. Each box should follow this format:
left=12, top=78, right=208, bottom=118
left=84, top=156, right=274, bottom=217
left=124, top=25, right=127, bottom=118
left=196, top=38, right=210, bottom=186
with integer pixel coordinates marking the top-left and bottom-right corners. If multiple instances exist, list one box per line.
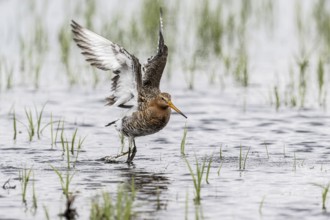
left=168, top=101, right=187, bottom=119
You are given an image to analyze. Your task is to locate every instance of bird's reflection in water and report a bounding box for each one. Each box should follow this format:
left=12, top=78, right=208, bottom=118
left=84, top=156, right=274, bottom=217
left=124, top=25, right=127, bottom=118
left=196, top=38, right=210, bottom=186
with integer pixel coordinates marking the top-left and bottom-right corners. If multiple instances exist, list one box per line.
left=117, top=166, right=170, bottom=216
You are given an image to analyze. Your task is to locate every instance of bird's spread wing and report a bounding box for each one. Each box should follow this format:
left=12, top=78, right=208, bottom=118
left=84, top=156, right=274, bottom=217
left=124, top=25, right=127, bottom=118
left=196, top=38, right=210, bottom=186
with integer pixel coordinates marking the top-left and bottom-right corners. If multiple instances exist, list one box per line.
left=142, top=8, right=168, bottom=91
left=71, top=20, right=142, bottom=108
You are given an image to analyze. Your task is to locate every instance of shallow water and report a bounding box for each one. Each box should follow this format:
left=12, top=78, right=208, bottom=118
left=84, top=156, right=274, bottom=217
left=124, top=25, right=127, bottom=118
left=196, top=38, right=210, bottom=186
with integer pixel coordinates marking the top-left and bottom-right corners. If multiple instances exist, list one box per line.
left=2, top=88, right=330, bottom=220
left=1, top=0, right=330, bottom=220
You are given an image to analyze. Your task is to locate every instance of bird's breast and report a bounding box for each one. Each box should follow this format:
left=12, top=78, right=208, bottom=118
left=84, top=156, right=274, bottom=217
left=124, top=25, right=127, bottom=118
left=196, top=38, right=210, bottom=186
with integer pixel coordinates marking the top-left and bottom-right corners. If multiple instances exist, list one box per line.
left=121, top=107, right=171, bottom=137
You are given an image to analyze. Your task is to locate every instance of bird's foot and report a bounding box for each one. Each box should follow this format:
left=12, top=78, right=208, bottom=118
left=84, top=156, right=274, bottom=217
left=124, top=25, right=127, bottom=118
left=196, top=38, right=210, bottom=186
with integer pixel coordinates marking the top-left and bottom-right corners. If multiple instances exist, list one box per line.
left=126, top=158, right=133, bottom=165
left=100, top=151, right=129, bottom=163
left=101, top=156, right=121, bottom=163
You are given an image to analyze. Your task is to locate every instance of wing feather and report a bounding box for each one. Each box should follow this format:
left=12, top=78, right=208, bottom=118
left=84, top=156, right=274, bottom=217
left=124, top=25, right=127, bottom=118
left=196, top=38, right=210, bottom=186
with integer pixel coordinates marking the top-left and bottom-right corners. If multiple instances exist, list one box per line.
left=71, top=20, right=142, bottom=108
left=142, top=8, right=168, bottom=90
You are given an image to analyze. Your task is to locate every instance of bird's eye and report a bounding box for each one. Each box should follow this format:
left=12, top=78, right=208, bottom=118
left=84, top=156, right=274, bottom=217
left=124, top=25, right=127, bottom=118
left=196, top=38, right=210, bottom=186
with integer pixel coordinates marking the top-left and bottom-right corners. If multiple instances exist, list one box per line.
left=161, top=97, right=166, bottom=101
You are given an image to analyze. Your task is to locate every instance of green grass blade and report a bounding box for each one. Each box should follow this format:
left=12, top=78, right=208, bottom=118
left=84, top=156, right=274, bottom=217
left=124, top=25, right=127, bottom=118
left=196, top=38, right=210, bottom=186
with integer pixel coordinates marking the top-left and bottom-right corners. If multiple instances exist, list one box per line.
left=71, top=128, right=78, bottom=155
left=243, top=147, right=251, bottom=170
left=206, top=155, right=213, bottom=184
left=180, top=123, right=188, bottom=155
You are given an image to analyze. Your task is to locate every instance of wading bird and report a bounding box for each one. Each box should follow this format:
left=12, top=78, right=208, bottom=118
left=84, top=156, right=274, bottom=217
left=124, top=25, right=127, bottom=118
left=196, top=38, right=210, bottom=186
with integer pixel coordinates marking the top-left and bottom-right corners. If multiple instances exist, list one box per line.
left=71, top=9, right=187, bottom=163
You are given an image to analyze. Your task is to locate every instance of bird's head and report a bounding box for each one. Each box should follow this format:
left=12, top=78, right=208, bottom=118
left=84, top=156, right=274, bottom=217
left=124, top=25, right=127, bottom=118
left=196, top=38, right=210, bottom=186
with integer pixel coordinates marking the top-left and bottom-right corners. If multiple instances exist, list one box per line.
left=157, top=92, right=187, bottom=118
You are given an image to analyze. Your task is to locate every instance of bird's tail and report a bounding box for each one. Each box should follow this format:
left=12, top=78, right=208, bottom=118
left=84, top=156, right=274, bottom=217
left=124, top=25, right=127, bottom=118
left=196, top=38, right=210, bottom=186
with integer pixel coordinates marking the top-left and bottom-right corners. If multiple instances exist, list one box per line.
left=105, top=119, right=118, bottom=127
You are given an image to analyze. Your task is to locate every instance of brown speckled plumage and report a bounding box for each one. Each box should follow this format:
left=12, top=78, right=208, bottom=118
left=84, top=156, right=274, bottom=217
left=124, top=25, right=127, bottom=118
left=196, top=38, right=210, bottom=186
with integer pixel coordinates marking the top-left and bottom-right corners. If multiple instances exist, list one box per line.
left=71, top=8, right=186, bottom=163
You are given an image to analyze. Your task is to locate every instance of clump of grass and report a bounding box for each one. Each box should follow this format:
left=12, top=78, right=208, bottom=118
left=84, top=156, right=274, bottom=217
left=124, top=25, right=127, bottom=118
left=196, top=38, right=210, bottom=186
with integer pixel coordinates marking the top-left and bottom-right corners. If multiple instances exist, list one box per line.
left=31, top=17, right=48, bottom=89
left=73, top=135, right=87, bottom=168
left=50, top=165, right=75, bottom=199
left=6, top=68, right=13, bottom=90
left=34, top=16, right=48, bottom=54
left=33, top=61, right=42, bottom=89
left=114, top=186, right=135, bottom=219
left=58, top=22, right=77, bottom=86
left=24, top=104, right=46, bottom=141
left=25, top=108, right=35, bottom=141
left=36, top=104, right=46, bottom=139
left=58, top=24, right=71, bottom=67
left=90, top=187, right=135, bottom=220
left=180, top=123, right=188, bottom=155
left=39, top=117, right=63, bottom=146
left=20, top=167, right=33, bottom=203
left=18, top=35, right=27, bottom=82
left=313, top=0, right=330, bottom=52
left=84, top=0, right=96, bottom=29
left=312, top=182, right=330, bottom=210
left=284, top=66, right=298, bottom=107
left=197, top=0, right=223, bottom=57
left=17, top=15, right=47, bottom=89
left=60, top=127, right=86, bottom=169
left=141, top=0, right=161, bottom=47
left=296, top=55, right=309, bottom=108
left=295, top=1, right=305, bottom=46
left=90, top=192, right=112, bottom=220
left=58, top=23, right=76, bottom=85
left=183, top=54, right=197, bottom=90
left=184, top=156, right=207, bottom=204
left=222, top=54, right=232, bottom=74
left=234, top=47, right=249, bottom=87
left=317, top=58, right=324, bottom=94
left=2, top=59, right=14, bottom=90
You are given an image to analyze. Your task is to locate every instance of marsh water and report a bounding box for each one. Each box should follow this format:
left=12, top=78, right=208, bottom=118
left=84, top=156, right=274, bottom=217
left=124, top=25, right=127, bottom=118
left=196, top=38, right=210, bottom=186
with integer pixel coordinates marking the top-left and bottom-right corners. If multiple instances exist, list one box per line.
left=1, top=0, right=330, bottom=220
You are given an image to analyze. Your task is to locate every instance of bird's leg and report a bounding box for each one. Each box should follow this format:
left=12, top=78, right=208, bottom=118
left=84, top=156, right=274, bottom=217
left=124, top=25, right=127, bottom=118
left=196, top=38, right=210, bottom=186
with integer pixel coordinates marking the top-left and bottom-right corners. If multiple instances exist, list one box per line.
left=130, top=138, right=137, bottom=161
left=114, top=151, right=129, bottom=158
left=102, top=137, right=135, bottom=164
left=126, top=137, right=133, bottom=164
